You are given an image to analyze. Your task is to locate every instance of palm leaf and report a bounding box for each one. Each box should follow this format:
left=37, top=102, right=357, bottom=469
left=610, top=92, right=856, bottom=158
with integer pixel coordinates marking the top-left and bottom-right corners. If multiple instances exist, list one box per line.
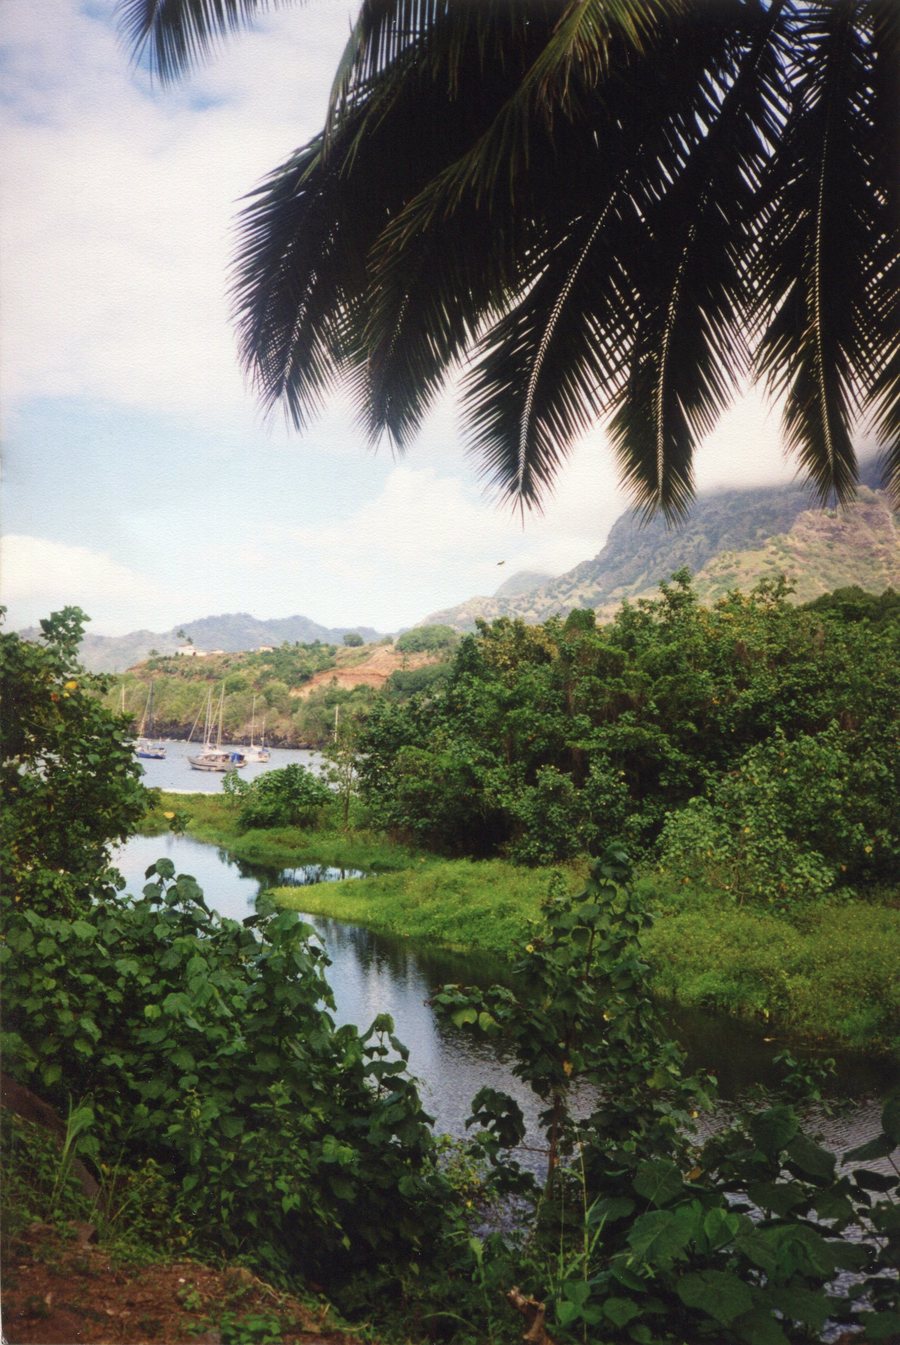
left=751, top=0, right=890, bottom=503
left=117, top=0, right=292, bottom=82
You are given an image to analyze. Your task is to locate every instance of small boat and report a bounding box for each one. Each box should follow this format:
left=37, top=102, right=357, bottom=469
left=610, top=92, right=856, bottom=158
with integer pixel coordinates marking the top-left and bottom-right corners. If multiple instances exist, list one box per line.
left=188, top=686, right=246, bottom=773
left=244, top=696, right=271, bottom=764
left=135, top=683, right=167, bottom=760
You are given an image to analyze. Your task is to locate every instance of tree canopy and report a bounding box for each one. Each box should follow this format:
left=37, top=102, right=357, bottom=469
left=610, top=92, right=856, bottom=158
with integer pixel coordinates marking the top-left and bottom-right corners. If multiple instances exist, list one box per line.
left=120, top=0, right=898, bottom=518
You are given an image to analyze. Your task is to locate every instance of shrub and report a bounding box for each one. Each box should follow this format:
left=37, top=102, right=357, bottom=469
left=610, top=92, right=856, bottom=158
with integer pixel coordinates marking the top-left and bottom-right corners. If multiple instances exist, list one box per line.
left=0, top=861, right=450, bottom=1285
left=236, top=764, right=331, bottom=830
left=395, top=624, right=459, bottom=653
left=0, top=608, right=149, bottom=918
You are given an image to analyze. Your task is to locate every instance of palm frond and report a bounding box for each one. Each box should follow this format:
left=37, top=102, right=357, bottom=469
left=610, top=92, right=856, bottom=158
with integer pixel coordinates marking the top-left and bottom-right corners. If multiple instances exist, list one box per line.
left=751, top=0, right=890, bottom=503
left=117, top=0, right=290, bottom=83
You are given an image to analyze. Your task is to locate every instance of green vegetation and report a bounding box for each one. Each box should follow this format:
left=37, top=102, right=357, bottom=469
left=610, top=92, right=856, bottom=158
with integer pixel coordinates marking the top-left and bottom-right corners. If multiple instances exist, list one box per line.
left=113, top=641, right=344, bottom=746
left=1, top=607, right=150, bottom=917
left=357, top=574, right=897, bottom=880
left=276, top=858, right=576, bottom=954
left=5, top=602, right=899, bottom=1343
left=227, top=763, right=333, bottom=831
left=394, top=624, right=459, bottom=654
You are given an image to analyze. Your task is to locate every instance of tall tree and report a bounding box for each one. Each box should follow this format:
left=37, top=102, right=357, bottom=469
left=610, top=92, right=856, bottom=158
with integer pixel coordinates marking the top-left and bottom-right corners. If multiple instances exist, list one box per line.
left=120, top=0, right=899, bottom=517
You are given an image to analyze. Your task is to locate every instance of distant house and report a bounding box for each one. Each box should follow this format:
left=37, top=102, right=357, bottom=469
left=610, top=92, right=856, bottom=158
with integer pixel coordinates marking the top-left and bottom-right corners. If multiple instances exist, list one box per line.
left=175, top=645, right=205, bottom=657
left=256, top=645, right=275, bottom=653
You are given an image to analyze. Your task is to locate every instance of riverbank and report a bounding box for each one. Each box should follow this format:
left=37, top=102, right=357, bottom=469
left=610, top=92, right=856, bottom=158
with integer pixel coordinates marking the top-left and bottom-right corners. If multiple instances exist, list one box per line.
left=147, top=793, right=900, bottom=1055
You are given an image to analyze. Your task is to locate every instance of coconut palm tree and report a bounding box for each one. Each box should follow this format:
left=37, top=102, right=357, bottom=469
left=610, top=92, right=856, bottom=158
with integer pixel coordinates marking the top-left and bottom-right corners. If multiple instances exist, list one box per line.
left=119, top=0, right=898, bottom=518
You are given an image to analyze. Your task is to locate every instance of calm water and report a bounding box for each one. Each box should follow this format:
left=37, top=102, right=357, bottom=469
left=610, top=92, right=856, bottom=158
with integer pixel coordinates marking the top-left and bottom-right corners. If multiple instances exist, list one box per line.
left=114, top=833, right=895, bottom=1157
left=134, top=740, right=323, bottom=793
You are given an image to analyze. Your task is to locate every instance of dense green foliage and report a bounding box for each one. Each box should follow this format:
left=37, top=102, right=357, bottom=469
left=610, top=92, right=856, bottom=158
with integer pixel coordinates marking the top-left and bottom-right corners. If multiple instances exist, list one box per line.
left=228, top=763, right=333, bottom=831
left=394, top=624, right=459, bottom=654
left=1, top=860, right=449, bottom=1289
left=801, top=584, right=900, bottom=628
left=5, top=605, right=899, bottom=1342
left=357, top=574, right=899, bottom=901
left=0, top=608, right=149, bottom=917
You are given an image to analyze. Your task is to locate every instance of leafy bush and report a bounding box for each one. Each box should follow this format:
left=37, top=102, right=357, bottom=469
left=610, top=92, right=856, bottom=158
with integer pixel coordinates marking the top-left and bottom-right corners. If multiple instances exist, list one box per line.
left=659, top=725, right=899, bottom=908
left=504, top=765, right=589, bottom=865
left=395, top=624, right=459, bottom=653
left=1, top=861, right=450, bottom=1286
left=0, top=608, right=149, bottom=917
left=236, top=763, right=332, bottom=830
left=358, top=575, right=899, bottom=873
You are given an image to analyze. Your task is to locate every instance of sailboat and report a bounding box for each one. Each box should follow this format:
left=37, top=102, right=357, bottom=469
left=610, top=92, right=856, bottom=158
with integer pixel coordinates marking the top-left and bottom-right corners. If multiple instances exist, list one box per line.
left=135, top=683, right=167, bottom=760
left=243, top=696, right=271, bottom=764
left=188, top=686, right=246, bottom=772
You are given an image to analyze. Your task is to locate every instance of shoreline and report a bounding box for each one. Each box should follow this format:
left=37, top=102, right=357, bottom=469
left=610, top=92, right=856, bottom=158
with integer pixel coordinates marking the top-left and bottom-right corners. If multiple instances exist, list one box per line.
left=143, top=793, right=899, bottom=1059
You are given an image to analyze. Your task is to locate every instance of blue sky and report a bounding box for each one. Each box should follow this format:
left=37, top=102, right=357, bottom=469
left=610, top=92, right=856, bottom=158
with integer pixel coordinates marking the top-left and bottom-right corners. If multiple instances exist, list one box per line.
left=1, top=0, right=799, bottom=637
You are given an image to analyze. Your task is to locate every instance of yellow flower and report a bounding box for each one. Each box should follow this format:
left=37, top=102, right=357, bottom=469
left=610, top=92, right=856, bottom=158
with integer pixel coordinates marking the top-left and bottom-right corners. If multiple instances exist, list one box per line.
left=163, top=811, right=175, bottom=820
left=64, top=679, right=78, bottom=691
left=525, top=943, right=534, bottom=953
left=563, top=1060, right=573, bottom=1076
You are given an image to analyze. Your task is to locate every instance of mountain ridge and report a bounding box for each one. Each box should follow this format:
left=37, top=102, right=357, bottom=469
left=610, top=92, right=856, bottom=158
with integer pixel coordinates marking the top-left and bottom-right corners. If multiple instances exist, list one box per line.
left=423, top=469, right=898, bottom=630
left=16, top=612, right=385, bottom=675
left=17, top=464, right=898, bottom=671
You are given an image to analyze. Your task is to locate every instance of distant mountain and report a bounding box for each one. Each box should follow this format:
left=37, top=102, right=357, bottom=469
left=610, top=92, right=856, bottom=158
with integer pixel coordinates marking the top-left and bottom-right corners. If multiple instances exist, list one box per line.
left=424, top=468, right=899, bottom=631
left=494, top=570, right=555, bottom=599
left=18, top=612, right=385, bottom=674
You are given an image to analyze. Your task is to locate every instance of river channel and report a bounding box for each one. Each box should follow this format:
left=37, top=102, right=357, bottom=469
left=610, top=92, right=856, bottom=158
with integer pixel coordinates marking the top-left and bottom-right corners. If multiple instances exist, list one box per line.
left=114, top=832, right=894, bottom=1164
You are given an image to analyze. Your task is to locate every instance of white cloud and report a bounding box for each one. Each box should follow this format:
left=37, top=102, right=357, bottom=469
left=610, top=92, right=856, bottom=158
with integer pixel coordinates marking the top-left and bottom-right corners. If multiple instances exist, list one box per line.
left=0, top=534, right=173, bottom=634
left=0, top=0, right=352, bottom=420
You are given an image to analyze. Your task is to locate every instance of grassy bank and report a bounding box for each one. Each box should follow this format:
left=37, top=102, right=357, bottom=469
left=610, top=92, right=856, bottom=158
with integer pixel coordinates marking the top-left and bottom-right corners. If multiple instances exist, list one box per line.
left=144, top=792, right=421, bottom=873
left=142, top=795, right=898, bottom=1054
left=274, top=859, right=586, bottom=953
left=640, top=886, right=900, bottom=1053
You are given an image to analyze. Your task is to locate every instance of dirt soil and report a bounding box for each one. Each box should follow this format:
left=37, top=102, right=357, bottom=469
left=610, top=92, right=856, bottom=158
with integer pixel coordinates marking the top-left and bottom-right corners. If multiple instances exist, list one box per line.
left=291, top=646, right=440, bottom=699
left=1, top=1223, right=373, bottom=1345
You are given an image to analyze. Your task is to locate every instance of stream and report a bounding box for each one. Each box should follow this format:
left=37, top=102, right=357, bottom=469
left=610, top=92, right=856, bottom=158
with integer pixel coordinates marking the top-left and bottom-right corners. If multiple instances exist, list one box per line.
left=114, top=832, right=895, bottom=1161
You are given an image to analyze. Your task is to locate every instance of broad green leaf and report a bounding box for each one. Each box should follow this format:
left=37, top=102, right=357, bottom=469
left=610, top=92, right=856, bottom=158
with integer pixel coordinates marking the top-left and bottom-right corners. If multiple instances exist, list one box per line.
left=747, top=1180, right=807, bottom=1217
left=603, top=1296, right=640, bottom=1326
left=750, top=1107, right=799, bottom=1156
left=770, top=1286, right=828, bottom=1331
left=785, top=1133, right=836, bottom=1181
left=589, top=1195, right=636, bottom=1226
left=732, top=1307, right=790, bottom=1345
left=844, top=1133, right=896, bottom=1163
left=633, top=1158, right=684, bottom=1207
left=859, top=1310, right=900, bottom=1340
left=676, top=1270, right=752, bottom=1325
left=853, top=1168, right=896, bottom=1193
left=628, top=1208, right=696, bottom=1266
left=451, top=1007, right=478, bottom=1028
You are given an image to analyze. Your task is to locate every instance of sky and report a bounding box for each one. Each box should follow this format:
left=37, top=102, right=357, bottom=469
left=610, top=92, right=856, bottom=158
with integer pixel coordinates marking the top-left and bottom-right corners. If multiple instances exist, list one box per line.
left=1, top=0, right=801, bottom=638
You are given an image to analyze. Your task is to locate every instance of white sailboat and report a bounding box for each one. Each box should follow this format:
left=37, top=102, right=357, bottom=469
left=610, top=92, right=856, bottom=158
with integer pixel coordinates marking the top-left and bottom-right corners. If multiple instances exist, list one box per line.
left=188, top=686, right=246, bottom=772
left=243, top=696, right=271, bottom=763
left=135, top=683, right=167, bottom=759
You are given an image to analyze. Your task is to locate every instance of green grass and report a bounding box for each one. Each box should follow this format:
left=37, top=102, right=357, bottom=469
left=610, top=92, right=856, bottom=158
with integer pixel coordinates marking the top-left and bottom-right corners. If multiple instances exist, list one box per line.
left=274, top=858, right=585, bottom=954
left=143, top=792, right=420, bottom=872
left=640, top=885, right=900, bottom=1054
left=137, top=797, right=899, bottom=1053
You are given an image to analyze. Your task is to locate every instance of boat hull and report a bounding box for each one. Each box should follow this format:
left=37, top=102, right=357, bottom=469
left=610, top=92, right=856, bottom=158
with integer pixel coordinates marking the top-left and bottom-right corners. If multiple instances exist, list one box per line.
left=188, top=751, right=246, bottom=772
left=136, top=739, right=167, bottom=760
